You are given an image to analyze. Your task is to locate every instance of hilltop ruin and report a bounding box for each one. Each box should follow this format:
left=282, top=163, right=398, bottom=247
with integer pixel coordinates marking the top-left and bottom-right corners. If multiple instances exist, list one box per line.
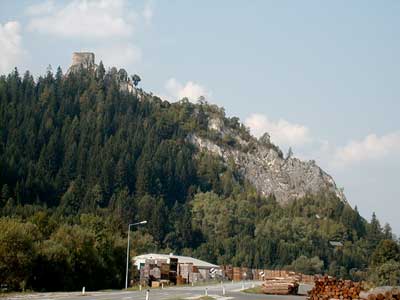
left=66, top=52, right=137, bottom=94
left=67, top=52, right=97, bottom=74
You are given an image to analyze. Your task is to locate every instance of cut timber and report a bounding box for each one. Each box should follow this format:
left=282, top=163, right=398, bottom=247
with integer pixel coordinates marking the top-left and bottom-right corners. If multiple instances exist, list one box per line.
left=307, top=276, right=362, bottom=300
left=360, top=287, right=400, bottom=300
left=262, top=276, right=299, bottom=295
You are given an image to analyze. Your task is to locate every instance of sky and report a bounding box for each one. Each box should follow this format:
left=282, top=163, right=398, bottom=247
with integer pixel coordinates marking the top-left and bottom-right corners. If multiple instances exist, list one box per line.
left=0, top=0, right=399, bottom=234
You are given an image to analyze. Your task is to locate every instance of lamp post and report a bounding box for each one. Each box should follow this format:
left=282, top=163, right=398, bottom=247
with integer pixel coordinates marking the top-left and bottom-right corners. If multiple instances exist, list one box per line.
left=125, top=221, right=147, bottom=289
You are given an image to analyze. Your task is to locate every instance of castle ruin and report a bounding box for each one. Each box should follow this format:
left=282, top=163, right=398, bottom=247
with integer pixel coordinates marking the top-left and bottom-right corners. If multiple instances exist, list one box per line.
left=66, top=52, right=137, bottom=94
left=72, top=52, right=95, bottom=68
left=66, top=52, right=97, bottom=74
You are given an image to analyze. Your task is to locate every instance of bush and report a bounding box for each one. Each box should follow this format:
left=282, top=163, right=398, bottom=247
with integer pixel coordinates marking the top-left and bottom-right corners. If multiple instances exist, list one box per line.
left=368, top=260, right=400, bottom=286
left=287, top=255, right=324, bottom=275
left=0, top=218, right=40, bottom=290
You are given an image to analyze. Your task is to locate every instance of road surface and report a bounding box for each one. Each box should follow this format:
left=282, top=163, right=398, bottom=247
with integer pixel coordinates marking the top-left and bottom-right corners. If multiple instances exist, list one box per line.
left=3, top=281, right=313, bottom=300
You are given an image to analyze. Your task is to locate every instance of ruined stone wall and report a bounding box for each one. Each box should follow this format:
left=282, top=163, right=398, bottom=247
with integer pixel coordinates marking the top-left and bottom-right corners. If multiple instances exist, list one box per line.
left=67, top=52, right=137, bottom=95
left=71, top=52, right=95, bottom=68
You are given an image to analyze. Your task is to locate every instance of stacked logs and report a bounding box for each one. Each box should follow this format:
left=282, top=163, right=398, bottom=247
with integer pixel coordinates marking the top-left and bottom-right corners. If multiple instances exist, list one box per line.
left=360, top=287, right=400, bottom=300
left=262, top=276, right=300, bottom=295
left=307, top=276, right=362, bottom=300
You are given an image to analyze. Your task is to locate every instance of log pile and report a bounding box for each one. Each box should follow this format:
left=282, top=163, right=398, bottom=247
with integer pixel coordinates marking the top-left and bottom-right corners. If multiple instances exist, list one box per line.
left=307, top=276, right=362, bottom=300
left=233, top=267, right=242, bottom=281
left=219, top=266, right=317, bottom=283
left=178, top=263, right=193, bottom=283
left=176, top=275, right=185, bottom=285
left=360, top=287, right=400, bottom=300
left=262, top=276, right=300, bottom=295
left=302, top=274, right=316, bottom=284
left=223, top=265, right=233, bottom=280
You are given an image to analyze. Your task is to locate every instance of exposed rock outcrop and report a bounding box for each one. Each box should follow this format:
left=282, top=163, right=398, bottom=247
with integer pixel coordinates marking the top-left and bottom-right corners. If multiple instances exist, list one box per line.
left=189, top=116, right=346, bottom=205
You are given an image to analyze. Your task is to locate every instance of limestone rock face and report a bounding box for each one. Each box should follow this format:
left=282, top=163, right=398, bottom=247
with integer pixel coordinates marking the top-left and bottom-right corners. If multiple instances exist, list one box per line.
left=188, top=117, right=346, bottom=205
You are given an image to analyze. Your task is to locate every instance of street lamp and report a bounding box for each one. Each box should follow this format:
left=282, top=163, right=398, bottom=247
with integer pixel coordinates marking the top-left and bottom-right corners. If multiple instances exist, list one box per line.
left=125, top=221, right=147, bottom=289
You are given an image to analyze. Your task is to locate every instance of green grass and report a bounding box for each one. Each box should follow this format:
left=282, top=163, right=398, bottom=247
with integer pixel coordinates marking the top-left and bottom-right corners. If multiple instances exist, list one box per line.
left=242, top=285, right=264, bottom=294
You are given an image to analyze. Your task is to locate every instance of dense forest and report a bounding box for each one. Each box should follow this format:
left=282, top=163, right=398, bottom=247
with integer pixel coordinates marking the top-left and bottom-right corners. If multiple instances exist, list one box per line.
left=0, top=66, right=399, bottom=291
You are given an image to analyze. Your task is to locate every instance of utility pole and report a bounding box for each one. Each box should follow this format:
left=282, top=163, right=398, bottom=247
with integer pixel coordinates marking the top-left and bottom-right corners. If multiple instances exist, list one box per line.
left=125, top=221, right=147, bottom=289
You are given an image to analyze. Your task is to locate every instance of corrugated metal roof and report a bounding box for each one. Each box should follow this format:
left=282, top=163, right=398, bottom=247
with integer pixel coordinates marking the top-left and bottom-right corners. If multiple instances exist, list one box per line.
left=329, top=241, right=343, bottom=247
left=133, top=253, right=219, bottom=269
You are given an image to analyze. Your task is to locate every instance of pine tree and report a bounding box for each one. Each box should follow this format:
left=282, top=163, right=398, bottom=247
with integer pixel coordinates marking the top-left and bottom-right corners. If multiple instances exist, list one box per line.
left=97, top=61, right=105, bottom=80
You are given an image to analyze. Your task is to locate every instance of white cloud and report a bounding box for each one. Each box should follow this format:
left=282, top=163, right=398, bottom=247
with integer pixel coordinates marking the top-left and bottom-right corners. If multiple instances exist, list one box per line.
left=25, top=0, right=55, bottom=16
left=27, top=0, right=135, bottom=39
left=245, top=113, right=311, bottom=147
left=333, top=132, right=400, bottom=167
left=142, top=2, right=153, bottom=25
left=165, top=78, right=211, bottom=101
left=0, top=21, right=25, bottom=74
left=295, top=131, right=400, bottom=171
left=26, top=0, right=150, bottom=68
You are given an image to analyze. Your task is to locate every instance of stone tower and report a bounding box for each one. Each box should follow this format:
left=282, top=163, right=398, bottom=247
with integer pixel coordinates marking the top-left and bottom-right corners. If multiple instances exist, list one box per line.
left=67, top=52, right=96, bottom=74
left=71, top=52, right=95, bottom=68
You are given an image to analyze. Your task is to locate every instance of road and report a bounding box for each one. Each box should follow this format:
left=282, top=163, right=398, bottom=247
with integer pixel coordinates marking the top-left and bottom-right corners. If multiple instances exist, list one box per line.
left=3, top=282, right=313, bottom=300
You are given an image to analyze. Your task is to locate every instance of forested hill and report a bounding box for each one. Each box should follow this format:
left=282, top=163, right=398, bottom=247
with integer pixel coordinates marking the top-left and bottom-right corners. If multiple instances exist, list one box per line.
left=0, top=66, right=398, bottom=291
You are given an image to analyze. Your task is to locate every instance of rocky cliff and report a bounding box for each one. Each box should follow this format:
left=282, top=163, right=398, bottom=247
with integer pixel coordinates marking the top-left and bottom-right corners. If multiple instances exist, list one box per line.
left=188, top=112, right=346, bottom=205
left=66, top=52, right=346, bottom=205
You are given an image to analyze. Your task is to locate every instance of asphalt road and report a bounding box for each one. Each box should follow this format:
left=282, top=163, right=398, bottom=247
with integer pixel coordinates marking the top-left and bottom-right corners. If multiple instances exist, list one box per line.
left=3, top=282, right=313, bottom=300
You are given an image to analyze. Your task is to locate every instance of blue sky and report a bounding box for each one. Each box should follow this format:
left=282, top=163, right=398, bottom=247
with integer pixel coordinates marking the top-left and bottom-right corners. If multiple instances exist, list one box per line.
left=1, top=0, right=399, bottom=234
